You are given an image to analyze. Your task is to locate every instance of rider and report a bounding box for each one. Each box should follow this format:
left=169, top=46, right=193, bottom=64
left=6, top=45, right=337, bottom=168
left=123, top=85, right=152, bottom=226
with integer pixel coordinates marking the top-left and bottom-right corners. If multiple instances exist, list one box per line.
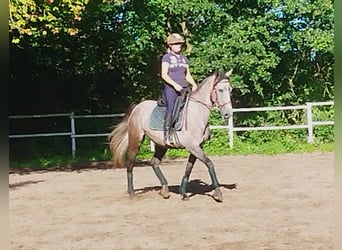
left=160, top=33, right=197, bottom=146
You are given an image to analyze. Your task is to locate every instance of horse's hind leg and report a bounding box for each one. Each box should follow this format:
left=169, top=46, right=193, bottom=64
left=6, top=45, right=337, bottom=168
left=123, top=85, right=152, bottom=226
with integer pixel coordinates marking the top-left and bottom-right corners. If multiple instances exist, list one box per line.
left=150, top=145, right=169, bottom=198
left=126, top=151, right=138, bottom=197
left=126, top=130, right=144, bottom=197
left=179, top=153, right=197, bottom=201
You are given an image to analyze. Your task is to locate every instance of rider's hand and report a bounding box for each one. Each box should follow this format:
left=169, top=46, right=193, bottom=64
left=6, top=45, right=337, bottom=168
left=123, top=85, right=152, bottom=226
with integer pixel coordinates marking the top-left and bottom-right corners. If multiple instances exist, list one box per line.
left=181, top=87, right=191, bottom=97
left=174, top=84, right=183, bottom=92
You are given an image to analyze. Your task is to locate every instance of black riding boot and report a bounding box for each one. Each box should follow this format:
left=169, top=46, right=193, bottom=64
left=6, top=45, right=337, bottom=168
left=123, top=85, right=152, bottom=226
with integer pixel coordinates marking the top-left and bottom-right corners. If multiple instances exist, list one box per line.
left=164, top=113, right=173, bottom=146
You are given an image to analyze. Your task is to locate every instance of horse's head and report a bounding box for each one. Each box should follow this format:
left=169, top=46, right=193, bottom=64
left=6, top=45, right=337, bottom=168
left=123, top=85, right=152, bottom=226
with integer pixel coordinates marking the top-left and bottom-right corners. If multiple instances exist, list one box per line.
left=211, top=69, right=233, bottom=119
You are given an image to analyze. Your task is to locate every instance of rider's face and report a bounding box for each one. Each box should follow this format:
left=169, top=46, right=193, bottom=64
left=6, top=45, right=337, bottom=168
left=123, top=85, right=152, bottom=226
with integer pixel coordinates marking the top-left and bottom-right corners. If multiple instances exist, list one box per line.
left=170, top=43, right=182, bottom=53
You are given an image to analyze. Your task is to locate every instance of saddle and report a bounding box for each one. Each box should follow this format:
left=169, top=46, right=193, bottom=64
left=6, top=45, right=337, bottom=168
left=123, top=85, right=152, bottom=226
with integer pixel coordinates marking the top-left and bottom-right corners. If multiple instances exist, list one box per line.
left=150, top=89, right=189, bottom=131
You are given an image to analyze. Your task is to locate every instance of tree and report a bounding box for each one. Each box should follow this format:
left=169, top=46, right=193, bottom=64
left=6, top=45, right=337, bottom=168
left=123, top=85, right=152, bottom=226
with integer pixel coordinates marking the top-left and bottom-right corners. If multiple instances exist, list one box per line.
left=9, top=0, right=334, bottom=115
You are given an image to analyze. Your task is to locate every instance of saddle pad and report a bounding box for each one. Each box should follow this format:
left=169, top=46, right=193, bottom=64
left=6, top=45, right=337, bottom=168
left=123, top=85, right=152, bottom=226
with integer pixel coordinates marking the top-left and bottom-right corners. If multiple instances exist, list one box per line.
left=149, top=105, right=184, bottom=131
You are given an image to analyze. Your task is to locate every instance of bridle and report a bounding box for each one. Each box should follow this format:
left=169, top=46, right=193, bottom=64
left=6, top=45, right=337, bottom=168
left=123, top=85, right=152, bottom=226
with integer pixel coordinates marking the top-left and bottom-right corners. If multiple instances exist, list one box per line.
left=189, top=79, right=231, bottom=111
left=210, top=82, right=232, bottom=108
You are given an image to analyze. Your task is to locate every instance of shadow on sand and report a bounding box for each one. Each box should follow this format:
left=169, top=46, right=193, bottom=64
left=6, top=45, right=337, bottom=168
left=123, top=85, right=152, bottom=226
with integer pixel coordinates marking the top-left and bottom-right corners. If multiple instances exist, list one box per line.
left=9, top=180, right=45, bottom=190
left=134, top=179, right=237, bottom=200
left=9, top=160, right=153, bottom=175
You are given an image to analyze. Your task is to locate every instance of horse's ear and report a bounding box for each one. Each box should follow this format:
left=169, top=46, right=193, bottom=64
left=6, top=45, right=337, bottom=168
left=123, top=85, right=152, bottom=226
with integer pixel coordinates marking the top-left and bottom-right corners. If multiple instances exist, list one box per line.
left=214, top=69, right=220, bottom=77
left=225, top=68, right=233, bottom=78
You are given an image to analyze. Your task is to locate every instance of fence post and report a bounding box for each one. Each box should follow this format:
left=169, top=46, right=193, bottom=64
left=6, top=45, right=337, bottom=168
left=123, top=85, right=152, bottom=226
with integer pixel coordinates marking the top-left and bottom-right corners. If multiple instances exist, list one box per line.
left=150, top=140, right=155, bottom=152
left=306, top=103, right=314, bottom=143
left=70, top=112, right=77, bottom=158
left=228, top=115, right=234, bottom=148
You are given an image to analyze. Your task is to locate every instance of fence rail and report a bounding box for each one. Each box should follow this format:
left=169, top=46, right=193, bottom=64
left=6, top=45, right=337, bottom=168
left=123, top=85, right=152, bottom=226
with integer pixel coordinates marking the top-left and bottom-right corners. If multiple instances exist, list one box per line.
left=9, top=101, right=334, bottom=157
left=226, top=100, right=334, bottom=148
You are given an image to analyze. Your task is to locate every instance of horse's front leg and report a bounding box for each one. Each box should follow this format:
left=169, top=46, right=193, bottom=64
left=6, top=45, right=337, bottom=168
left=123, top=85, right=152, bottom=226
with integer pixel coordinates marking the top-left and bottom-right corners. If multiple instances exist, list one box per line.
left=180, top=153, right=197, bottom=201
left=188, top=146, right=223, bottom=202
left=205, top=158, right=223, bottom=202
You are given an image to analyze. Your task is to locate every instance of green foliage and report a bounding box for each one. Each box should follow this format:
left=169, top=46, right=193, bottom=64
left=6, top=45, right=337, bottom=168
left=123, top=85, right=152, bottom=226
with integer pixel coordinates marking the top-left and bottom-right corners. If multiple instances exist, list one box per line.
left=311, top=104, right=334, bottom=142
left=9, top=0, right=334, bottom=115
left=9, top=0, right=334, bottom=167
left=9, top=0, right=90, bottom=44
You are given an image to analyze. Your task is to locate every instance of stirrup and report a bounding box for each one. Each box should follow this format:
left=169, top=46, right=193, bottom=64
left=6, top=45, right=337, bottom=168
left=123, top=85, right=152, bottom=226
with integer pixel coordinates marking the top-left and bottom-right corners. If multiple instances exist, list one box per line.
left=165, top=137, right=174, bottom=146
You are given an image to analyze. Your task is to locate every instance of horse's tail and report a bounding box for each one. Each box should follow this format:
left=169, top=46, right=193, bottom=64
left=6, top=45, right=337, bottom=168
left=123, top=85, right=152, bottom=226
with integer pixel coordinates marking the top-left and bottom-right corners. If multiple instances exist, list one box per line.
left=107, top=104, right=136, bottom=168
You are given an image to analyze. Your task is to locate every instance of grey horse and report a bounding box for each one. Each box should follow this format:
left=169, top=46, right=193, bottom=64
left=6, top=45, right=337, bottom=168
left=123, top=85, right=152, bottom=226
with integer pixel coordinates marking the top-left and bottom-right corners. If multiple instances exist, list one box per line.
left=108, top=69, right=233, bottom=201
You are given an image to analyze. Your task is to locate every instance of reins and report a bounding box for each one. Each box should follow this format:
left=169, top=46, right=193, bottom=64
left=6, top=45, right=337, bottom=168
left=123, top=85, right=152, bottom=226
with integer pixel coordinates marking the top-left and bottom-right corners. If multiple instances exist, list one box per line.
left=189, top=95, right=212, bottom=111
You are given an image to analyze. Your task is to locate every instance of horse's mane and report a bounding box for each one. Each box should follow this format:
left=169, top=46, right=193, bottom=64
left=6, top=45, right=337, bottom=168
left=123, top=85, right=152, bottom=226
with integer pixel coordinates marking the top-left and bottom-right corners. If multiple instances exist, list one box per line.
left=192, top=70, right=228, bottom=94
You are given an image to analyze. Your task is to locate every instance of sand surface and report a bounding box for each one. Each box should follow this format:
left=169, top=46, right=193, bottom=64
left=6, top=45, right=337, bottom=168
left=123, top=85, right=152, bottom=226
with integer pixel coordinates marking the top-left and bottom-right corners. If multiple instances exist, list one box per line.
left=9, top=152, right=334, bottom=249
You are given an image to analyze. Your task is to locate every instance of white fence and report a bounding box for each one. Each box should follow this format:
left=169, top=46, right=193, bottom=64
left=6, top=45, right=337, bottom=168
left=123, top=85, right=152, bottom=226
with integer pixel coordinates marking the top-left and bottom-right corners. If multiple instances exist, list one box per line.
left=225, top=100, right=334, bottom=148
left=9, top=101, right=334, bottom=157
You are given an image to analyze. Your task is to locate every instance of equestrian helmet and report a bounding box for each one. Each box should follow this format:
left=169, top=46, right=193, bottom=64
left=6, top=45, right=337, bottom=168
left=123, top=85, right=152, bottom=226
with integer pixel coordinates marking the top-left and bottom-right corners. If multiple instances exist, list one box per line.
left=167, top=33, right=184, bottom=45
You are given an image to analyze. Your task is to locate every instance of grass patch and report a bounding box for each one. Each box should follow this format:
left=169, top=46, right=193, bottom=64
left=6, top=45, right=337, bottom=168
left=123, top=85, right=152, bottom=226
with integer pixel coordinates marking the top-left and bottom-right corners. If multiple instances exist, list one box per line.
left=9, top=131, right=334, bottom=170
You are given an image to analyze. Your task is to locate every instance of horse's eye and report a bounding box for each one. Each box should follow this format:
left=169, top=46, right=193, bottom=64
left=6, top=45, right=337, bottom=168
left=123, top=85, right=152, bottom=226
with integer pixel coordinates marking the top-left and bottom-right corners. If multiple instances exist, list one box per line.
left=218, top=89, right=224, bottom=93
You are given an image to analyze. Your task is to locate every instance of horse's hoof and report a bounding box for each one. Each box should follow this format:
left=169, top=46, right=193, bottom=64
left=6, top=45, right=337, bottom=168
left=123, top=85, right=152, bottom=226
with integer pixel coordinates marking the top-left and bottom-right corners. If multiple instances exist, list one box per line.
left=213, top=188, right=223, bottom=202
left=128, top=192, right=137, bottom=198
left=181, top=193, right=190, bottom=201
left=159, top=185, right=170, bottom=199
